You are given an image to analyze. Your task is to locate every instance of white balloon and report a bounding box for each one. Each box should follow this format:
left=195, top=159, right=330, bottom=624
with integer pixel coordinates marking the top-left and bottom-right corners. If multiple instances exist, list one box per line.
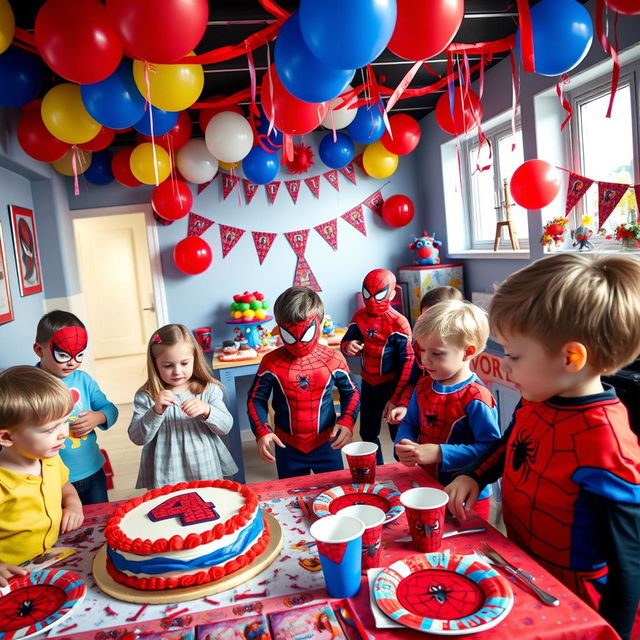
left=205, top=111, right=254, bottom=163
left=176, top=139, right=218, bottom=185
left=321, top=85, right=358, bottom=129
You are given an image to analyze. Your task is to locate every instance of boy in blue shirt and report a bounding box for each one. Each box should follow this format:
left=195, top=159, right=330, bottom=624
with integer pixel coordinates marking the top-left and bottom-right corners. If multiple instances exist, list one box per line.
left=34, top=310, right=118, bottom=505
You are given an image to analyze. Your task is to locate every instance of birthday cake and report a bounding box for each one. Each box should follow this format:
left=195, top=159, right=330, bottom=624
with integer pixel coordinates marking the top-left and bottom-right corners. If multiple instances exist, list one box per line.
left=103, top=479, right=269, bottom=590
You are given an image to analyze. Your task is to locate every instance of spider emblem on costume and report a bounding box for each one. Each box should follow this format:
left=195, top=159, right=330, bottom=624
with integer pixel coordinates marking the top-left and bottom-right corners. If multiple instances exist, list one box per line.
left=509, top=429, right=537, bottom=478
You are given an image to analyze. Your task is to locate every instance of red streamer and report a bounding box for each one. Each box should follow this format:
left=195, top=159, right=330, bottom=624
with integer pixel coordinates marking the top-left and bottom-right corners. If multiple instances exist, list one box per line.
left=596, top=0, right=620, bottom=119
left=516, top=0, right=535, bottom=72
left=556, top=74, right=573, bottom=130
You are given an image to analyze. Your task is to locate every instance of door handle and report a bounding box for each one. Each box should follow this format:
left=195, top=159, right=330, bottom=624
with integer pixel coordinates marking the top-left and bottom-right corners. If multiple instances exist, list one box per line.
left=143, top=305, right=156, bottom=312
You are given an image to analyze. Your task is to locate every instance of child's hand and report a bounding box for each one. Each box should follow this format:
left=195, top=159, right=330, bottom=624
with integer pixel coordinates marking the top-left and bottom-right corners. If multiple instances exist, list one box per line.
left=154, top=390, right=176, bottom=414
left=386, top=405, right=407, bottom=424
left=61, top=505, right=84, bottom=533
left=71, top=411, right=105, bottom=437
left=0, top=563, right=27, bottom=587
left=395, top=438, right=419, bottom=466
left=395, top=439, right=441, bottom=466
left=330, top=425, right=352, bottom=449
left=181, top=397, right=210, bottom=418
left=344, top=340, right=364, bottom=356
left=444, top=476, right=480, bottom=524
left=257, top=433, right=285, bottom=463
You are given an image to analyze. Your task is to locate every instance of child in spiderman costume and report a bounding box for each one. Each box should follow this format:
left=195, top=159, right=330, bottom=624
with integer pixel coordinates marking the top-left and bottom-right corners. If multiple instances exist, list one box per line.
left=446, top=253, right=640, bottom=640
left=34, top=311, right=118, bottom=505
left=341, top=269, right=414, bottom=463
left=394, top=300, right=501, bottom=521
left=247, top=287, right=360, bottom=479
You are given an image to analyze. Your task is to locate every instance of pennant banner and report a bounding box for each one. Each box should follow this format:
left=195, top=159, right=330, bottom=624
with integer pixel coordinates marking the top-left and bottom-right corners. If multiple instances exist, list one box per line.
left=222, top=174, right=238, bottom=200
left=265, top=181, right=281, bottom=204
left=252, top=231, right=278, bottom=265
left=597, top=181, right=629, bottom=229
left=314, top=219, right=338, bottom=250
left=187, top=212, right=214, bottom=237
left=242, top=178, right=260, bottom=204
left=323, top=169, right=340, bottom=191
left=342, top=204, right=367, bottom=236
left=363, top=190, right=384, bottom=216
left=197, top=174, right=217, bottom=195
left=285, top=179, right=301, bottom=204
left=285, top=229, right=321, bottom=291
left=339, top=163, right=357, bottom=185
left=353, top=154, right=365, bottom=174
left=219, top=224, right=245, bottom=257
left=304, top=175, right=320, bottom=199
left=564, top=172, right=594, bottom=215
left=635, top=184, right=640, bottom=212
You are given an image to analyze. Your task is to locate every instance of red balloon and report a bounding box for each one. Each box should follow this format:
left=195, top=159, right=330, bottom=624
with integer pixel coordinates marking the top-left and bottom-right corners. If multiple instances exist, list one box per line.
left=173, top=236, right=212, bottom=275
left=510, top=159, right=561, bottom=210
left=17, top=107, right=70, bottom=162
left=435, top=89, right=483, bottom=135
left=381, top=194, right=415, bottom=227
left=260, top=65, right=329, bottom=136
left=106, top=0, right=208, bottom=63
left=605, top=0, right=640, bottom=14
left=152, top=179, right=193, bottom=221
left=111, top=147, right=142, bottom=187
left=381, top=114, right=421, bottom=155
left=141, top=111, right=193, bottom=151
left=35, top=0, right=123, bottom=84
left=198, top=96, right=244, bottom=133
left=388, top=0, right=464, bottom=61
left=79, top=127, right=116, bottom=152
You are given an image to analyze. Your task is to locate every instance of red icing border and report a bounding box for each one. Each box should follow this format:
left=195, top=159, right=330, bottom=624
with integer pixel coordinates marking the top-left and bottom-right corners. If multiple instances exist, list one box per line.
left=104, top=479, right=258, bottom=554
left=105, top=520, right=270, bottom=590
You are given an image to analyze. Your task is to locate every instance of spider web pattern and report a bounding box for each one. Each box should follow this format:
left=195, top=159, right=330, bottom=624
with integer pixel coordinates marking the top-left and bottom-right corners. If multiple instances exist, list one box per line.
left=0, top=585, right=65, bottom=632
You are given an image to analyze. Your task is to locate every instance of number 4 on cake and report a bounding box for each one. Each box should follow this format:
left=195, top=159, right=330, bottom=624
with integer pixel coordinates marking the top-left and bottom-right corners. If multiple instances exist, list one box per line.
left=148, top=492, right=220, bottom=526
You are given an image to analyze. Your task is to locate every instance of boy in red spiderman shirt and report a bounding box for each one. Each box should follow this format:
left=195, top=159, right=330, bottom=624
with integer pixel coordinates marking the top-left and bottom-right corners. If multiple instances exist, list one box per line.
left=446, top=253, right=640, bottom=640
left=341, top=269, right=414, bottom=463
left=247, top=287, right=360, bottom=479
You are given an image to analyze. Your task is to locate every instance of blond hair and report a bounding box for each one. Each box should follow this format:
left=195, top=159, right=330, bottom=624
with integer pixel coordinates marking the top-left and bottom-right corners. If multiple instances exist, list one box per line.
left=490, top=253, right=640, bottom=373
left=274, top=287, right=324, bottom=325
left=0, top=366, right=74, bottom=430
left=414, top=300, right=489, bottom=351
left=420, top=286, right=464, bottom=312
left=140, top=324, right=220, bottom=398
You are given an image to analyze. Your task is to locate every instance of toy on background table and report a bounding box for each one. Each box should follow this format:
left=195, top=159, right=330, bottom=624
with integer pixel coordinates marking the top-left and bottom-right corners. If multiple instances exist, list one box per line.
left=193, top=326, right=212, bottom=353
left=409, top=232, right=442, bottom=265
left=541, top=217, right=569, bottom=250
left=322, top=315, right=335, bottom=337
left=572, top=215, right=594, bottom=251
left=227, top=291, right=273, bottom=349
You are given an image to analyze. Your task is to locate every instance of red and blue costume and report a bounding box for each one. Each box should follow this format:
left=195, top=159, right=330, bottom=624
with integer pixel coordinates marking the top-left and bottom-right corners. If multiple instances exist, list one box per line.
left=247, top=314, right=360, bottom=479
left=465, top=386, right=640, bottom=639
left=341, top=269, right=414, bottom=462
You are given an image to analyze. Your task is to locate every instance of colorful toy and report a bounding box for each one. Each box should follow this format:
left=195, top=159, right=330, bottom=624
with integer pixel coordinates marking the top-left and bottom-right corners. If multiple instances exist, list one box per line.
left=541, top=217, right=569, bottom=250
left=572, top=215, right=594, bottom=251
left=230, top=290, right=269, bottom=322
left=409, top=232, right=442, bottom=265
left=322, top=315, right=336, bottom=336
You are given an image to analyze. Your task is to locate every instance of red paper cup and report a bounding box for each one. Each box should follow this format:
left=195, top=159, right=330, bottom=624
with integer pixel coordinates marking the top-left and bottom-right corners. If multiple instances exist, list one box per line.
left=341, top=504, right=386, bottom=571
left=342, top=442, right=378, bottom=484
left=193, top=326, right=212, bottom=353
left=400, top=487, right=449, bottom=552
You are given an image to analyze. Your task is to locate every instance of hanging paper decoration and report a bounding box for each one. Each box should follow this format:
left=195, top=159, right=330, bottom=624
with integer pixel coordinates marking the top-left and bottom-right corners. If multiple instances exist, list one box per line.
left=153, top=212, right=174, bottom=226
left=286, top=143, right=315, bottom=174
left=315, top=219, right=339, bottom=250
left=634, top=184, right=640, bottom=211
left=339, top=163, right=358, bottom=185
left=222, top=174, right=239, bottom=200
left=564, top=172, right=594, bottom=214
left=219, top=224, right=245, bottom=257
left=304, top=175, right=321, bottom=199
left=252, top=231, right=278, bottom=265
left=187, top=212, right=214, bottom=237
left=285, top=229, right=321, bottom=291
left=323, top=170, right=340, bottom=191
left=242, top=178, right=260, bottom=204
left=597, top=181, right=629, bottom=228
left=342, top=205, right=367, bottom=236
left=265, top=181, right=281, bottom=204
left=285, top=179, right=301, bottom=204
left=353, top=154, right=365, bottom=174
left=197, top=175, right=216, bottom=195
left=363, top=190, right=384, bottom=216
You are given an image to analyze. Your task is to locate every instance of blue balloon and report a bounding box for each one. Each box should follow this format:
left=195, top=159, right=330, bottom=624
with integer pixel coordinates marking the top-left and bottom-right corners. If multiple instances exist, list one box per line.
left=242, top=145, right=280, bottom=185
left=516, top=0, right=593, bottom=76
left=81, top=60, right=146, bottom=129
left=85, top=150, right=115, bottom=186
left=0, top=46, right=41, bottom=107
left=275, top=13, right=355, bottom=103
left=256, top=105, right=283, bottom=150
left=319, top=132, right=355, bottom=169
left=347, top=103, right=385, bottom=144
left=134, top=106, right=179, bottom=136
left=299, top=0, right=397, bottom=70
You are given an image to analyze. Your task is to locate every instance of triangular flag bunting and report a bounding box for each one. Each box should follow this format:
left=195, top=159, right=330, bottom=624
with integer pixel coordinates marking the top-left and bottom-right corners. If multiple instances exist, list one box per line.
left=197, top=174, right=217, bottom=195
left=314, top=219, right=338, bottom=250
left=565, top=172, right=594, bottom=215
left=222, top=174, right=238, bottom=200
left=285, top=179, right=301, bottom=204
left=187, top=212, right=214, bottom=237
left=363, top=190, right=384, bottom=216
left=634, top=185, right=640, bottom=212
left=219, top=224, right=245, bottom=257
left=353, top=154, right=365, bottom=174
left=265, top=181, right=281, bottom=204
left=341, top=205, right=367, bottom=236
left=251, top=231, right=278, bottom=265
left=323, top=169, right=340, bottom=191
left=304, top=175, right=321, bottom=199
left=339, top=163, right=357, bottom=185
left=242, top=178, right=260, bottom=204
left=597, top=181, right=629, bottom=229
left=285, top=229, right=321, bottom=291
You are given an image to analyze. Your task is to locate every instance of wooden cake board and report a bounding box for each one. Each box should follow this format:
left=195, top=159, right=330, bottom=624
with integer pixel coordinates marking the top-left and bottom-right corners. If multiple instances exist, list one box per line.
left=93, top=511, right=282, bottom=604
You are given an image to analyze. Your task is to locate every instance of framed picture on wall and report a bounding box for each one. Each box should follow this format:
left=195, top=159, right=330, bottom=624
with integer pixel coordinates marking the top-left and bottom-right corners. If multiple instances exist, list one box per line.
left=9, top=205, right=43, bottom=297
left=0, top=224, right=14, bottom=324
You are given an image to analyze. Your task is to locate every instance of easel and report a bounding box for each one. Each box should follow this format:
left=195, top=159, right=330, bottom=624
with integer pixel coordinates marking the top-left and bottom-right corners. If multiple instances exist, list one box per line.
left=493, top=178, right=520, bottom=251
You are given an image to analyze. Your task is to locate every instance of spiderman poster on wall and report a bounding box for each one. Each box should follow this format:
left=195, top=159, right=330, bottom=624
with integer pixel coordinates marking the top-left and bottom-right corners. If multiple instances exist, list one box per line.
left=9, top=205, right=43, bottom=297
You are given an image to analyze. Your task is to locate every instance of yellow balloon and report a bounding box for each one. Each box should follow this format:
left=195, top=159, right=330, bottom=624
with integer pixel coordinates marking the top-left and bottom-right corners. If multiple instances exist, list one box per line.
left=133, top=53, right=204, bottom=112
left=41, top=84, right=101, bottom=144
left=363, top=141, right=399, bottom=179
left=218, top=160, right=240, bottom=170
left=0, top=0, right=15, bottom=54
left=52, top=148, right=91, bottom=176
left=130, top=143, right=171, bottom=185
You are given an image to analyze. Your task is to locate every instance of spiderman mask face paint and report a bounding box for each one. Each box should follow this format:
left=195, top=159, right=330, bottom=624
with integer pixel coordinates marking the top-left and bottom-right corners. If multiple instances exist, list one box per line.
left=362, top=269, right=396, bottom=315
left=40, top=326, right=88, bottom=378
left=280, top=315, right=320, bottom=357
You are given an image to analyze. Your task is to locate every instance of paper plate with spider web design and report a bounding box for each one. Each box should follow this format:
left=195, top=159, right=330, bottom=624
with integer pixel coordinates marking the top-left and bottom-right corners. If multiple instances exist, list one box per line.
left=312, top=483, right=404, bottom=523
left=373, top=551, right=513, bottom=635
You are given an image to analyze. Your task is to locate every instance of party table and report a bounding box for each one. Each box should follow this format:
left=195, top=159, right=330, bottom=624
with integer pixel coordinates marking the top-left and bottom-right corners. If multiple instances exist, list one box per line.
left=34, top=464, right=618, bottom=640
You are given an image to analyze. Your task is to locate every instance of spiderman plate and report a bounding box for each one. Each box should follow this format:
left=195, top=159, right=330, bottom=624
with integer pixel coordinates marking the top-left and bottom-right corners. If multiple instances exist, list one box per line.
left=373, top=551, right=513, bottom=635
left=312, top=483, right=404, bottom=523
left=0, top=569, right=86, bottom=640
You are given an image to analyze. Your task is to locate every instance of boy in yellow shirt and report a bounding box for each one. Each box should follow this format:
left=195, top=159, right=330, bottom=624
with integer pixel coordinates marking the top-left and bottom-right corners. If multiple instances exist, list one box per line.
left=0, top=366, right=84, bottom=585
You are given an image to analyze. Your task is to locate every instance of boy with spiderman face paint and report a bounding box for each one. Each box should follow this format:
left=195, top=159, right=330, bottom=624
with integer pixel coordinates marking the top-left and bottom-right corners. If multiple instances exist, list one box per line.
left=247, top=287, right=360, bottom=479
